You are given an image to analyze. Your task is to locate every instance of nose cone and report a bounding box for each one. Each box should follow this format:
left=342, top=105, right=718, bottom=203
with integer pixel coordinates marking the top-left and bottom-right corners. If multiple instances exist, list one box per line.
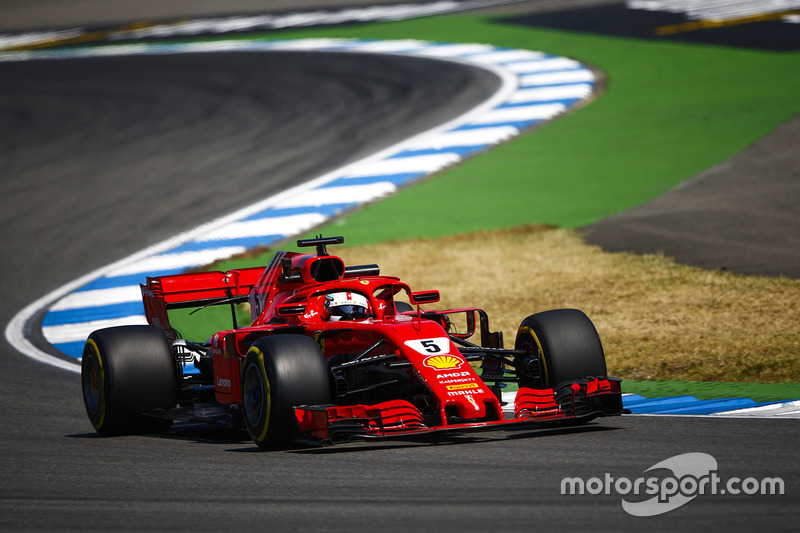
left=453, top=393, right=486, bottom=420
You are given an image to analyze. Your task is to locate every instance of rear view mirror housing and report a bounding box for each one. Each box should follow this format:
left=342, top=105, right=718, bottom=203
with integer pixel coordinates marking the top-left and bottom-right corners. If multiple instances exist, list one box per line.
left=409, top=290, right=440, bottom=305
left=277, top=304, right=306, bottom=316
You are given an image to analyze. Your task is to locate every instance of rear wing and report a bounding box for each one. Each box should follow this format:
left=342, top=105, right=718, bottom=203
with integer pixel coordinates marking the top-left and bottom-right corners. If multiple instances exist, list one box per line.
left=140, top=266, right=265, bottom=341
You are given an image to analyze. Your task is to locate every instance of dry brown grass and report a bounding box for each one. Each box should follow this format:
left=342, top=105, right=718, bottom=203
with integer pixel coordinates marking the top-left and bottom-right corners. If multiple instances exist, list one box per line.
left=334, top=226, right=799, bottom=383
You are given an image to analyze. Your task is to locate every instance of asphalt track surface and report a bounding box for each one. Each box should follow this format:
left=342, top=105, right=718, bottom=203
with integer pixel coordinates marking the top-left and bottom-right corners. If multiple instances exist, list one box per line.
left=0, top=1, right=798, bottom=530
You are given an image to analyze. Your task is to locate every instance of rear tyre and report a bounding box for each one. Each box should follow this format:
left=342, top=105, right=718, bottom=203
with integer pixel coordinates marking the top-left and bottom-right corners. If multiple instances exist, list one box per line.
left=241, top=335, right=331, bottom=450
left=81, top=325, right=177, bottom=435
left=514, top=309, right=607, bottom=389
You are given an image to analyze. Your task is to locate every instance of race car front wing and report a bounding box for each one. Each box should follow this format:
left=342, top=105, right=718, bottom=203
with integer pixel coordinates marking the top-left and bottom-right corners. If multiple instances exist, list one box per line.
left=294, top=377, right=622, bottom=444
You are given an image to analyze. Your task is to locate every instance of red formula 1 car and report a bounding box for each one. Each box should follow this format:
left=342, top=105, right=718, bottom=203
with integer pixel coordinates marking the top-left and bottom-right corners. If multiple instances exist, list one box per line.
left=81, top=236, right=622, bottom=448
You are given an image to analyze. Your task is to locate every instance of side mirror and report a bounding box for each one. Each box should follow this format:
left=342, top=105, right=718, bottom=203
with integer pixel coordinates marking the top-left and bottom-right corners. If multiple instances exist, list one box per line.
left=277, top=304, right=306, bottom=316
left=409, top=290, right=440, bottom=305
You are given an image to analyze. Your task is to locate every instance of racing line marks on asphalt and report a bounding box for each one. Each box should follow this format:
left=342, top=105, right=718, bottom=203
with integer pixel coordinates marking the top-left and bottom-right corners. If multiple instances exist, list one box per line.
left=3, top=38, right=796, bottom=418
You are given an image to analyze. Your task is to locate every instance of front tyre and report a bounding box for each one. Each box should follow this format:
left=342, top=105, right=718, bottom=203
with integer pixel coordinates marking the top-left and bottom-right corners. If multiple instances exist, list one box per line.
left=241, top=335, right=331, bottom=450
left=514, top=309, right=607, bottom=389
left=81, top=325, right=177, bottom=435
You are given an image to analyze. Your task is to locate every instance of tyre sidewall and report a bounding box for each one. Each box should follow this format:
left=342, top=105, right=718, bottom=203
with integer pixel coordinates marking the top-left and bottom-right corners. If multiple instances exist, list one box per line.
left=515, top=309, right=607, bottom=388
left=82, top=338, right=108, bottom=431
left=241, top=335, right=330, bottom=449
left=81, top=325, right=177, bottom=435
left=242, top=345, right=274, bottom=446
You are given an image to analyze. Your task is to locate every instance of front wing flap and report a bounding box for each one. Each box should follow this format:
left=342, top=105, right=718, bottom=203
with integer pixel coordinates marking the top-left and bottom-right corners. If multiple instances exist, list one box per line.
left=295, top=378, right=622, bottom=444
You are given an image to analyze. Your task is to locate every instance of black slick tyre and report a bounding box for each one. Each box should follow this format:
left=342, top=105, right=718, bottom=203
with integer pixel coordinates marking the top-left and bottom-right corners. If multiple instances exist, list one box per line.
left=241, top=335, right=330, bottom=450
left=514, top=309, right=607, bottom=389
left=81, top=325, right=177, bottom=435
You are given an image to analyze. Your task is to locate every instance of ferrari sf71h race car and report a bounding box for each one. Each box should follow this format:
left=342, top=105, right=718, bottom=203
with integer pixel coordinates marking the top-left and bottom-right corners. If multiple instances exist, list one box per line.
left=81, top=236, right=622, bottom=449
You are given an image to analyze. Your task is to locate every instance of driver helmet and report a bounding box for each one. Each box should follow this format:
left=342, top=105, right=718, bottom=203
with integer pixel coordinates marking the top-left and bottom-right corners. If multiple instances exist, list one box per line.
left=324, top=291, right=371, bottom=321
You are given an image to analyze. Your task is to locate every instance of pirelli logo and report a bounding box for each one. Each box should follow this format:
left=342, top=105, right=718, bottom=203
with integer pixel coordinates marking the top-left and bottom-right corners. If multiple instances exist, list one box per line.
left=446, top=383, right=480, bottom=391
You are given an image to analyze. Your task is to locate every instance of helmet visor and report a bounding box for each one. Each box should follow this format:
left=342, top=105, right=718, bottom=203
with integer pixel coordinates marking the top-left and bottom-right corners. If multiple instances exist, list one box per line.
left=328, top=304, right=370, bottom=320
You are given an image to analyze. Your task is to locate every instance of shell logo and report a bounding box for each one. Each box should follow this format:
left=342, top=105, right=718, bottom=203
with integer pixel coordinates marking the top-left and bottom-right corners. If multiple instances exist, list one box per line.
left=423, top=354, right=463, bottom=371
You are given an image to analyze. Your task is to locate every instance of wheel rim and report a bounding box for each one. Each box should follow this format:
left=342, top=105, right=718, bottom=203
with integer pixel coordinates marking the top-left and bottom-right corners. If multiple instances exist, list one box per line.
left=82, top=354, right=102, bottom=415
left=242, top=365, right=266, bottom=428
left=517, top=326, right=549, bottom=387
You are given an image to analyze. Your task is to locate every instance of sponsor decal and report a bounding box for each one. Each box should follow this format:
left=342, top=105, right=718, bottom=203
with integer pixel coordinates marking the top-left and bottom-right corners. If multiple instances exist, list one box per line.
left=439, top=377, right=475, bottom=385
left=448, top=388, right=485, bottom=397
left=423, top=354, right=463, bottom=371
left=211, top=336, right=222, bottom=357
left=216, top=376, right=231, bottom=389
left=446, top=383, right=480, bottom=391
left=437, top=371, right=471, bottom=379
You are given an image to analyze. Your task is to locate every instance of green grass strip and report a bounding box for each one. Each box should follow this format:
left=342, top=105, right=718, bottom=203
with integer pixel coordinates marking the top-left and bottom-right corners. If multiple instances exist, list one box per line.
left=623, top=380, right=800, bottom=402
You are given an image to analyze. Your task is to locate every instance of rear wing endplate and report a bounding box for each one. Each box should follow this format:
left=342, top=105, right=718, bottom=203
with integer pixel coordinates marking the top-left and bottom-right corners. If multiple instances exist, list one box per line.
left=140, top=266, right=265, bottom=341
